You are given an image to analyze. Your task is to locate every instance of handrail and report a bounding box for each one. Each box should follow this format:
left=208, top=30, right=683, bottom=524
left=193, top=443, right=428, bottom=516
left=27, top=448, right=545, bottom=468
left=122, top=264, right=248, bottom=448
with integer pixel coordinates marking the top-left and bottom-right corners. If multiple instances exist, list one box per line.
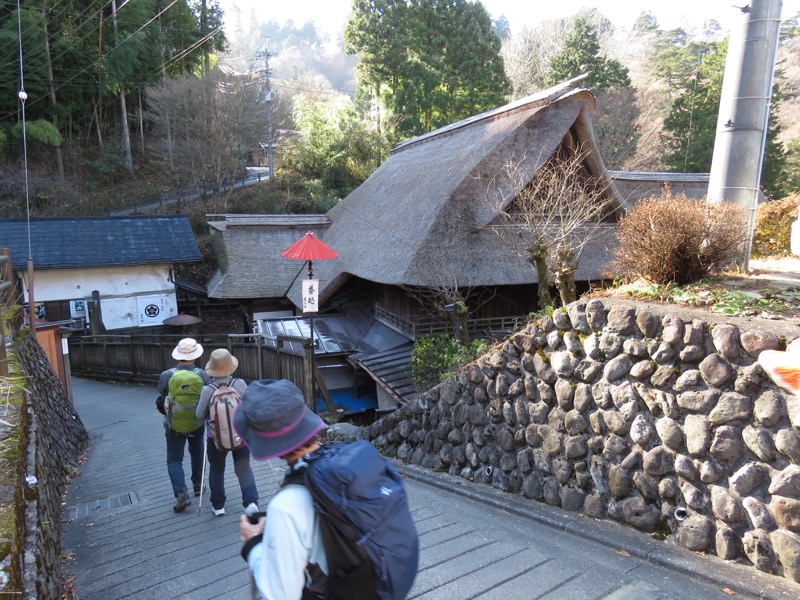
left=374, top=304, right=527, bottom=339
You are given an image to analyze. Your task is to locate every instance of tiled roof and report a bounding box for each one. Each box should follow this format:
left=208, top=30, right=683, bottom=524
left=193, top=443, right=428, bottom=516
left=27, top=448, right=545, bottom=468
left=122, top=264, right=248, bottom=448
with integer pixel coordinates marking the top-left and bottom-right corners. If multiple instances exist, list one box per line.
left=0, top=215, right=201, bottom=270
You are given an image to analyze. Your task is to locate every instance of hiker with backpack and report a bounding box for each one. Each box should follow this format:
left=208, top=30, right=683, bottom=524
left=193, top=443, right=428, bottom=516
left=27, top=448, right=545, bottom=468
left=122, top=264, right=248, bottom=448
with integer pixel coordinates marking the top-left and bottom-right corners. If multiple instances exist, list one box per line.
left=195, top=348, right=259, bottom=517
left=235, top=379, right=419, bottom=600
left=156, top=338, right=210, bottom=513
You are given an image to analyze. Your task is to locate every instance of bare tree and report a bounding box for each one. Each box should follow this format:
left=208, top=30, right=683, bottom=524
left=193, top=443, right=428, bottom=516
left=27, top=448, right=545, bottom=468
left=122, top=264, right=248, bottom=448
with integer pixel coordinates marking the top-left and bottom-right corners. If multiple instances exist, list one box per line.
left=485, top=144, right=619, bottom=308
left=401, top=212, right=499, bottom=347
left=144, top=68, right=270, bottom=201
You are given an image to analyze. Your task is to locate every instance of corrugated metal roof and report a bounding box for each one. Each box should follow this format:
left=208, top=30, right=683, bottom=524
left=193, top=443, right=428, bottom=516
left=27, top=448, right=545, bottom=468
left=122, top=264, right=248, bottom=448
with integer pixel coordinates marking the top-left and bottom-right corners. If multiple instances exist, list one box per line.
left=356, top=344, right=416, bottom=404
left=254, top=313, right=416, bottom=404
left=254, top=313, right=374, bottom=355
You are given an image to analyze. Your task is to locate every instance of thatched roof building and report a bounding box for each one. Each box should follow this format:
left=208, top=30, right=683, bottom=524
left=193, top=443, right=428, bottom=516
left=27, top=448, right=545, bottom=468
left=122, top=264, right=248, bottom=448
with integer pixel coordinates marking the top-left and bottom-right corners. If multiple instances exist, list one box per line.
left=206, top=214, right=328, bottom=301
left=288, top=79, right=624, bottom=310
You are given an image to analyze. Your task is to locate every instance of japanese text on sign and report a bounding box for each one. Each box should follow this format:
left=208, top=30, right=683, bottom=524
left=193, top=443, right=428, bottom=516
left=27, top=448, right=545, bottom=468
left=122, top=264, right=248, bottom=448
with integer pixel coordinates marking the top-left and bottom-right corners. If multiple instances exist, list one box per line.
left=302, top=279, right=318, bottom=313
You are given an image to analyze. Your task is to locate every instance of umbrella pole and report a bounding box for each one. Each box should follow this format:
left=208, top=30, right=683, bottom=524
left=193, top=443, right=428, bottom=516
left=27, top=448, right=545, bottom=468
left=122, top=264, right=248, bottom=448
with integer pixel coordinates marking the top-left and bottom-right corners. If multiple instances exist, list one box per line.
left=308, top=259, right=316, bottom=412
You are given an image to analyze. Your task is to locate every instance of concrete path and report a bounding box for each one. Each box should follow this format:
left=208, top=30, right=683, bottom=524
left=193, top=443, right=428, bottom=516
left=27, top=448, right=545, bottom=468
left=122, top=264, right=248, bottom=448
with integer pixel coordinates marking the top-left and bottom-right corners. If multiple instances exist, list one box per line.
left=63, top=377, right=800, bottom=600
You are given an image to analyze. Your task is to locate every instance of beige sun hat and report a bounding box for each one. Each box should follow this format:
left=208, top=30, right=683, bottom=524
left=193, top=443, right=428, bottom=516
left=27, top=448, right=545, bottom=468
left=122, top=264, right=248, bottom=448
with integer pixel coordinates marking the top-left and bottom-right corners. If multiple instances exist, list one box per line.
left=172, top=338, right=204, bottom=361
left=205, top=348, right=239, bottom=378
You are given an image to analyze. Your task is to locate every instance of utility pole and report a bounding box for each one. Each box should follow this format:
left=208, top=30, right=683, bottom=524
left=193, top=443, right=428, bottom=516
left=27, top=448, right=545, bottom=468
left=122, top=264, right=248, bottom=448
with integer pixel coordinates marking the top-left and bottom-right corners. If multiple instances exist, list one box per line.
left=707, top=0, right=783, bottom=271
left=257, top=39, right=275, bottom=178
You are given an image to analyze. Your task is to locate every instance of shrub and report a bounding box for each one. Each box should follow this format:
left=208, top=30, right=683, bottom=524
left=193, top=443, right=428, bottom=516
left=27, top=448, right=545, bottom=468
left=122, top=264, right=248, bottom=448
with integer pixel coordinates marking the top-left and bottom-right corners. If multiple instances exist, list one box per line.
left=410, top=334, right=487, bottom=392
left=752, top=195, right=800, bottom=257
left=614, top=191, right=748, bottom=285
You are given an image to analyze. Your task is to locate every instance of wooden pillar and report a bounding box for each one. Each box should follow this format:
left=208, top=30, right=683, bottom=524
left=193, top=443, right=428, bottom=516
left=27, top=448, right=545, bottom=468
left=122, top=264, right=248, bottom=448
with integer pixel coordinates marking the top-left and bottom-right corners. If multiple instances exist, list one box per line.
left=0, top=249, right=11, bottom=377
left=303, top=338, right=314, bottom=411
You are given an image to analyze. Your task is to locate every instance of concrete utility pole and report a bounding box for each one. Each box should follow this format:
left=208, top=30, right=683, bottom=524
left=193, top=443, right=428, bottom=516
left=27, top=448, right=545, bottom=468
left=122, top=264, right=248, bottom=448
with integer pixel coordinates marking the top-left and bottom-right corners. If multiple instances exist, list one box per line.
left=707, top=0, right=783, bottom=270
left=257, top=39, right=275, bottom=178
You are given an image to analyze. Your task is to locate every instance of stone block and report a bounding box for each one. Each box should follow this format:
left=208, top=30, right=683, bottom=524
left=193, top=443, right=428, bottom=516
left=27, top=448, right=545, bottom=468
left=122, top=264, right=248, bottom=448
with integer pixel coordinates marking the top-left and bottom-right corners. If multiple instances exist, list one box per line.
left=677, top=514, right=714, bottom=550
left=655, top=416, right=684, bottom=451
left=583, top=494, right=607, bottom=519
left=684, top=415, right=711, bottom=456
left=678, top=389, right=719, bottom=414
left=771, top=496, right=800, bottom=533
left=709, top=393, right=752, bottom=425
left=710, top=485, right=745, bottom=524
left=699, top=353, right=736, bottom=388
left=754, top=390, right=786, bottom=428
left=742, top=425, right=777, bottom=462
left=711, top=324, right=742, bottom=361
left=776, top=428, right=800, bottom=465
left=710, top=425, right=744, bottom=462
left=622, top=495, right=661, bottom=532
left=743, top=529, right=778, bottom=574
left=730, top=462, right=770, bottom=496
left=716, top=523, right=742, bottom=560
left=643, top=445, right=674, bottom=476
left=608, top=464, right=631, bottom=499
left=630, top=413, right=654, bottom=445
left=560, top=487, right=586, bottom=512
left=770, top=529, right=800, bottom=583
left=743, top=496, right=777, bottom=531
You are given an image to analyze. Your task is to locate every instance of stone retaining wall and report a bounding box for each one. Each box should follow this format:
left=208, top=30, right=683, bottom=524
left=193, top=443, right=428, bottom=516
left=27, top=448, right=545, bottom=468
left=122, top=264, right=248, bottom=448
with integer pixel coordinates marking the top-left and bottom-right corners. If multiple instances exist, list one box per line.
left=11, top=332, right=89, bottom=599
left=367, top=299, right=800, bottom=583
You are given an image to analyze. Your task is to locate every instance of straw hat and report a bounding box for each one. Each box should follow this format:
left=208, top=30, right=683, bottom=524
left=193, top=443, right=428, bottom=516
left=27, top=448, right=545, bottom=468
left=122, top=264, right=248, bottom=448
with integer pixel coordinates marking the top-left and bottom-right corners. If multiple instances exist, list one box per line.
left=205, top=348, right=239, bottom=378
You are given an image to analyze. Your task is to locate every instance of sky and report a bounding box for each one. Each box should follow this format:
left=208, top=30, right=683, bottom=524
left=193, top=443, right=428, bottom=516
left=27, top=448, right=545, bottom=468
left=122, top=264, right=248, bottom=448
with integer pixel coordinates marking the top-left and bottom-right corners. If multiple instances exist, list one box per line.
left=218, top=0, right=800, bottom=40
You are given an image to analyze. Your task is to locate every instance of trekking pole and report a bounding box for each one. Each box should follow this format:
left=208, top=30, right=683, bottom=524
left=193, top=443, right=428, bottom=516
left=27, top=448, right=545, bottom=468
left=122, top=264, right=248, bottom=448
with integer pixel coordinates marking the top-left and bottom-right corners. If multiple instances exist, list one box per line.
left=266, top=459, right=280, bottom=482
left=197, top=433, right=209, bottom=512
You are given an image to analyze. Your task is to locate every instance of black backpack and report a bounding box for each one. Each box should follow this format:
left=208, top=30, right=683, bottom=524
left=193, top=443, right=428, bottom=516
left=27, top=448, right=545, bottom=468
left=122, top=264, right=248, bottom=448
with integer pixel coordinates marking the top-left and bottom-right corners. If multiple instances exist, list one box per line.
left=286, top=441, right=419, bottom=600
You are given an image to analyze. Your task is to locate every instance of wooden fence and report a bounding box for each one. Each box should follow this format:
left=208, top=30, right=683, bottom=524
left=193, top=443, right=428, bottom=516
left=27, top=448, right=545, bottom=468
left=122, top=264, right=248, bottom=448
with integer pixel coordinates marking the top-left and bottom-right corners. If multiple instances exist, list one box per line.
left=68, top=333, right=313, bottom=397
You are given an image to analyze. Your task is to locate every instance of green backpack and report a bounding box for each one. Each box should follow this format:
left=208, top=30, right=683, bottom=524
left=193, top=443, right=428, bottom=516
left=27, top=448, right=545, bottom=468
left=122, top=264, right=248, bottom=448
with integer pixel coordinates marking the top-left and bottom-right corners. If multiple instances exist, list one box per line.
left=165, top=368, right=204, bottom=433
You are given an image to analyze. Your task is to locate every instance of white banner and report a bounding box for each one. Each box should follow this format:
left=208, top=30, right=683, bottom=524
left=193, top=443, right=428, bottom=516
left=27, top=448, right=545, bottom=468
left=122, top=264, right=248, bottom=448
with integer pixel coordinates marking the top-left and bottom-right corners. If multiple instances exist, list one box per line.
left=136, top=295, right=169, bottom=326
left=302, top=279, right=319, bottom=313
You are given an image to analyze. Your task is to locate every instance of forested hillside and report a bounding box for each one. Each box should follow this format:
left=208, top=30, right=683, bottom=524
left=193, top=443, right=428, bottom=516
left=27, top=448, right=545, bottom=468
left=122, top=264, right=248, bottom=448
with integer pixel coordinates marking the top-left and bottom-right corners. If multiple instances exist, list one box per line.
left=2, top=1, right=800, bottom=220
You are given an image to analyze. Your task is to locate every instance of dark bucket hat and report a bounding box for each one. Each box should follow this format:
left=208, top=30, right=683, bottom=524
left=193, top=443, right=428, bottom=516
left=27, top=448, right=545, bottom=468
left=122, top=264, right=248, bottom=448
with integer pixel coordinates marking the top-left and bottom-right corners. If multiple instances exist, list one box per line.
left=233, top=379, right=326, bottom=460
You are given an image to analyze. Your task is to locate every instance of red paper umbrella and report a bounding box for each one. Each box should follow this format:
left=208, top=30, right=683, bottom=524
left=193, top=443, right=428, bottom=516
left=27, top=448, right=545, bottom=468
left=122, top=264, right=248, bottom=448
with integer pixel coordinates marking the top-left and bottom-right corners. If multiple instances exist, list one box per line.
left=282, top=231, right=338, bottom=279
left=281, top=231, right=338, bottom=261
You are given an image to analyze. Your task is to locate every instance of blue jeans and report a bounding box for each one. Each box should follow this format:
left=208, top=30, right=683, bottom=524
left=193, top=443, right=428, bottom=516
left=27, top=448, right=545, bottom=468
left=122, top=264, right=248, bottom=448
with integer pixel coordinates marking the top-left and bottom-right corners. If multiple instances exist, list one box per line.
left=164, top=422, right=204, bottom=496
left=206, top=436, right=259, bottom=510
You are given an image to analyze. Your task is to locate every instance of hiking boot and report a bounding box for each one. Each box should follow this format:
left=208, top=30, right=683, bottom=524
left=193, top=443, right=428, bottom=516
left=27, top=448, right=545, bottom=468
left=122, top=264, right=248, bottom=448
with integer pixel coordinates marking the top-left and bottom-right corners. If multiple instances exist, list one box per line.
left=212, top=506, right=225, bottom=517
left=193, top=482, right=202, bottom=497
left=173, top=491, right=191, bottom=513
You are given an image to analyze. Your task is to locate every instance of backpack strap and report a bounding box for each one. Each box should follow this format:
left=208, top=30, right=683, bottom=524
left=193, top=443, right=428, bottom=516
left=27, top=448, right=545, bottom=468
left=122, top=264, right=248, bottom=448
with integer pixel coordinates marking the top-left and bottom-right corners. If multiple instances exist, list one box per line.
left=209, top=376, right=234, bottom=392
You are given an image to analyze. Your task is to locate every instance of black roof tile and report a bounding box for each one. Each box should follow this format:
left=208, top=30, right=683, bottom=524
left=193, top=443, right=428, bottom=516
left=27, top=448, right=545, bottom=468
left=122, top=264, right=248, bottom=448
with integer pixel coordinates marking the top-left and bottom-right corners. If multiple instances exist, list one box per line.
left=0, top=215, right=201, bottom=270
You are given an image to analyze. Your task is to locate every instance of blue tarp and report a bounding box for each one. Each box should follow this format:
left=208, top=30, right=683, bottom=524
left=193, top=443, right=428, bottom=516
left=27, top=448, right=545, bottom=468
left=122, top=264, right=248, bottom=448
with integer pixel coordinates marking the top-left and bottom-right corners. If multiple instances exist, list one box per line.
left=316, top=388, right=377, bottom=414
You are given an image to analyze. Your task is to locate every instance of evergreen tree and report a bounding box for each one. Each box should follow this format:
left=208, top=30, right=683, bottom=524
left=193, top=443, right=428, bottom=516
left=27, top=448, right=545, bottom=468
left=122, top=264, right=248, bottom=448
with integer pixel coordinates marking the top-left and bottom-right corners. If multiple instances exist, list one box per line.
left=345, top=0, right=508, bottom=140
left=661, top=38, right=787, bottom=197
left=546, top=17, right=630, bottom=92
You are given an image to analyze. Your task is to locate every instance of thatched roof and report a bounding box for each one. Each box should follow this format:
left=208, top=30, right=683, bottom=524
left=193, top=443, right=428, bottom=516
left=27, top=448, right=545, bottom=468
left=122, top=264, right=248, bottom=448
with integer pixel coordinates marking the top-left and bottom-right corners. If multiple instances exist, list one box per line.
left=288, top=80, right=624, bottom=308
left=205, top=214, right=330, bottom=299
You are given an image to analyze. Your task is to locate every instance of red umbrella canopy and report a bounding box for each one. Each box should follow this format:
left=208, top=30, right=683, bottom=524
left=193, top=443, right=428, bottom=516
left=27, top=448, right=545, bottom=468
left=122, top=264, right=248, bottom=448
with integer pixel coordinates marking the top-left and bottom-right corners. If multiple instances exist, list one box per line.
left=281, top=231, right=338, bottom=261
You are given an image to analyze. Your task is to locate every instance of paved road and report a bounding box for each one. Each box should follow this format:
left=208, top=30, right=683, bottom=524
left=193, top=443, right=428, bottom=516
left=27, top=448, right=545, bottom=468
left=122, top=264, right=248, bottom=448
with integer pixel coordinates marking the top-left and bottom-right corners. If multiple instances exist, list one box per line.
left=108, top=167, right=270, bottom=216
left=63, top=377, right=800, bottom=599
